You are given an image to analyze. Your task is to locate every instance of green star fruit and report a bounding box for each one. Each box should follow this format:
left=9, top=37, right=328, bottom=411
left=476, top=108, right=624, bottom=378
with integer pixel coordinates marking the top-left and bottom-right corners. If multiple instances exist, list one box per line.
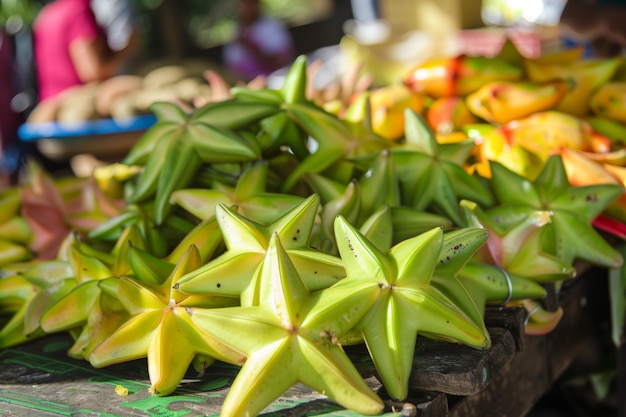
left=460, top=199, right=576, bottom=283
left=457, top=262, right=548, bottom=306
left=429, top=227, right=492, bottom=343
left=0, top=260, right=74, bottom=349
left=125, top=101, right=266, bottom=225
left=357, top=149, right=400, bottom=226
left=165, top=215, right=224, bottom=265
left=87, top=201, right=196, bottom=258
left=487, top=155, right=624, bottom=268
left=171, top=161, right=304, bottom=225
left=176, top=194, right=345, bottom=306
left=359, top=204, right=395, bottom=253
left=191, top=97, right=282, bottom=129
left=230, top=55, right=311, bottom=159
left=332, top=216, right=488, bottom=401
left=281, top=100, right=392, bottom=193
left=89, top=244, right=244, bottom=396
left=40, top=226, right=152, bottom=358
left=190, top=233, right=384, bottom=417
left=434, top=214, right=547, bottom=313
left=391, top=109, right=494, bottom=226
left=314, top=178, right=362, bottom=255
left=304, top=159, right=451, bottom=254
left=0, top=266, right=43, bottom=349
left=281, top=54, right=308, bottom=105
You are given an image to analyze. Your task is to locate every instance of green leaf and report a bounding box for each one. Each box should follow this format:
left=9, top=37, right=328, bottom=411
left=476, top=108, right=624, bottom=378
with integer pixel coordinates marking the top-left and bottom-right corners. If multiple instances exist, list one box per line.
left=610, top=245, right=626, bottom=347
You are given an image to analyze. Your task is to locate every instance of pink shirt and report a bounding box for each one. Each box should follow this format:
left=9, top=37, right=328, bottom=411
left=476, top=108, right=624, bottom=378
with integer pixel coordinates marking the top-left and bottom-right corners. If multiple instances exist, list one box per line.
left=33, top=0, right=104, bottom=101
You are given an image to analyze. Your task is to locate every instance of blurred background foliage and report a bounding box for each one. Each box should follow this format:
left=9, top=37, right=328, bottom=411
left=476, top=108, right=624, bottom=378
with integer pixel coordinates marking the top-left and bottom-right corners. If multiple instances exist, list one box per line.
left=1, top=0, right=330, bottom=55
left=1, top=0, right=45, bottom=29
left=183, top=0, right=326, bottom=48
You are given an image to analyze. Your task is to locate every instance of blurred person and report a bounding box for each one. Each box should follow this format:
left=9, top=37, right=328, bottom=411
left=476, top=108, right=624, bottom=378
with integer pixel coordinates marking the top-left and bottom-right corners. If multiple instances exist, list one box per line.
left=32, top=0, right=138, bottom=102
left=91, top=0, right=137, bottom=53
left=1, top=15, right=40, bottom=183
left=559, top=0, right=626, bottom=56
left=223, top=0, right=295, bottom=81
left=0, top=29, right=20, bottom=184
left=91, top=0, right=139, bottom=74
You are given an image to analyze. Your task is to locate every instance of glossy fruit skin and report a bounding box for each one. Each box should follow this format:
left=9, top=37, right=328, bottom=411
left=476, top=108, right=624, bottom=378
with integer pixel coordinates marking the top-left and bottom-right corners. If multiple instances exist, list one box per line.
left=590, top=82, right=626, bottom=124
left=403, top=55, right=523, bottom=99
left=369, top=84, right=427, bottom=141
left=524, top=57, right=621, bottom=117
left=427, top=96, right=479, bottom=135
left=465, top=80, right=568, bottom=125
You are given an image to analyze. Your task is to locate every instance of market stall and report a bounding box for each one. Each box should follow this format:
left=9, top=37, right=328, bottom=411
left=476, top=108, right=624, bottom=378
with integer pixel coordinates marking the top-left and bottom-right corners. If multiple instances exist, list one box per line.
left=2, top=2, right=626, bottom=416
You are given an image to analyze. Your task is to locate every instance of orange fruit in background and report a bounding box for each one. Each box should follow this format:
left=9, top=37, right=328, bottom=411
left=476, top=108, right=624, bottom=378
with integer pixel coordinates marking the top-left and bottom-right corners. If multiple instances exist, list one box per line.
left=427, top=96, right=479, bottom=135
left=465, top=80, right=567, bottom=125
left=403, top=55, right=523, bottom=98
left=369, top=84, right=426, bottom=141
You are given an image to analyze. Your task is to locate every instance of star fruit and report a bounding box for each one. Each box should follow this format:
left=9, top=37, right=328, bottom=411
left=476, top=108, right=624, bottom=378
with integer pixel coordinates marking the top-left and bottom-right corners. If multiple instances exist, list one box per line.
left=176, top=194, right=345, bottom=306
left=391, top=109, right=494, bottom=226
left=170, top=161, right=304, bottom=225
left=278, top=57, right=392, bottom=192
left=486, top=155, right=624, bottom=268
left=431, top=225, right=547, bottom=336
left=331, top=216, right=489, bottom=401
left=124, top=100, right=269, bottom=225
left=460, top=199, right=576, bottom=283
left=39, top=226, right=148, bottom=358
left=88, top=244, right=245, bottom=396
left=0, top=259, right=74, bottom=349
left=189, top=233, right=385, bottom=417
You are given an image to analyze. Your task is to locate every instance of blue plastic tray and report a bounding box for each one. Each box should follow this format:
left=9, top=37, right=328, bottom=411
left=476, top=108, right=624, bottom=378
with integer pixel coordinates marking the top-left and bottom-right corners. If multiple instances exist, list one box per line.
left=18, top=114, right=157, bottom=141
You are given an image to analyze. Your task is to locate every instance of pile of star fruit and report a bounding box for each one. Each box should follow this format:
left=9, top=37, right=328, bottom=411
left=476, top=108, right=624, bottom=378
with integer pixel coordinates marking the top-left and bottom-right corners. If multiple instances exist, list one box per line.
left=0, top=47, right=625, bottom=416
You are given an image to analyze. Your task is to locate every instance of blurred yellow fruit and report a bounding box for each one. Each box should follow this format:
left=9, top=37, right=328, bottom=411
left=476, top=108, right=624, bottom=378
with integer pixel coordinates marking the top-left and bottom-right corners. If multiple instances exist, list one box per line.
left=94, top=163, right=141, bottom=199
left=590, top=82, right=626, bottom=124
left=436, top=131, right=470, bottom=144
left=403, top=55, right=522, bottom=98
left=465, top=80, right=567, bottom=125
left=471, top=126, right=542, bottom=179
left=369, top=84, right=426, bottom=141
left=502, top=111, right=599, bottom=160
left=427, top=96, right=479, bottom=134
left=524, top=57, right=621, bottom=117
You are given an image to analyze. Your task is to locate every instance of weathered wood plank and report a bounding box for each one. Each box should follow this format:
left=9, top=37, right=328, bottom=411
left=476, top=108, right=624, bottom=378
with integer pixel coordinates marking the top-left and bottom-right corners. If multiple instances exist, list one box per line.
left=408, top=327, right=516, bottom=396
left=448, top=334, right=551, bottom=417
left=484, top=306, right=527, bottom=351
left=448, top=266, right=609, bottom=417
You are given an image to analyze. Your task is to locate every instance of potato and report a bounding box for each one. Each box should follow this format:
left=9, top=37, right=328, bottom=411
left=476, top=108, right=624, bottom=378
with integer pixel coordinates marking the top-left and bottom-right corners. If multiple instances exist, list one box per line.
left=95, top=75, right=143, bottom=117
